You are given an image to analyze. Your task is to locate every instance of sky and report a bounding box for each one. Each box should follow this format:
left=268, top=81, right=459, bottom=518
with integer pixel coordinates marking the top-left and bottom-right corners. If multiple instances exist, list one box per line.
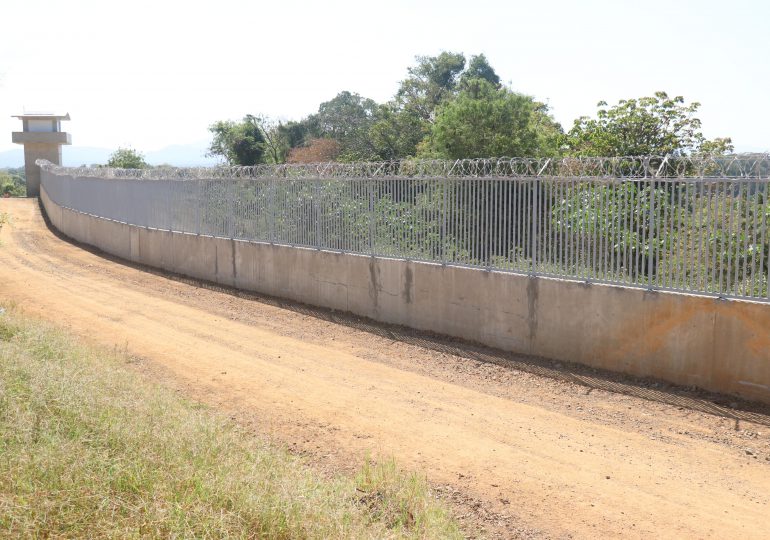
left=1, top=0, right=768, bottom=160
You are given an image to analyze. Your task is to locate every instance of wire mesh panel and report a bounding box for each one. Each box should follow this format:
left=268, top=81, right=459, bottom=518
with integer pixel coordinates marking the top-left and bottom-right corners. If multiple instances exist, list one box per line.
left=39, top=156, right=770, bottom=301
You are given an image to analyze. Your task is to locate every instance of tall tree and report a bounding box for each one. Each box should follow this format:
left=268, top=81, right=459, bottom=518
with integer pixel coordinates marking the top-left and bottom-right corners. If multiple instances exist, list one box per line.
left=396, top=51, right=466, bottom=122
left=278, top=119, right=319, bottom=150
left=566, top=92, right=733, bottom=156
left=255, top=116, right=292, bottom=164
left=314, top=91, right=379, bottom=161
left=459, top=54, right=501, bottom=88
left=207, top=115, right=267, bottom=165
left=368, top=52, right=468, bottom=160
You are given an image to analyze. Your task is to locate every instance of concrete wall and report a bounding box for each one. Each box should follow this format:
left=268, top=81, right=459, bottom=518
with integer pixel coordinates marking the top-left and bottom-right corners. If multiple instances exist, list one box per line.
left=40, top=184, right=770, bottom=405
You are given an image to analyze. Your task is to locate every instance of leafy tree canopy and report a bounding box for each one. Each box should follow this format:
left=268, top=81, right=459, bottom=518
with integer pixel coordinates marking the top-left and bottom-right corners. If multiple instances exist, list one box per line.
left=566, top=92, right=733, bottom=157
left=207, top=115, right=267, bottom=166
left=459, top=54, right=501, bottom=89
left=107, top=147, right=149, bottom=169
left=369, top=104, right=428, bottom=161
left=206, top=57, right=734, bottom=164
left=425, top=79, right=562, bottom=159
left=396, top=51, right=466, bottom=122
left=369, top=52, right=471, bottom=160
left=314, top=91, right=379, bottom=161
left=278, top=119, right=318, bottom=151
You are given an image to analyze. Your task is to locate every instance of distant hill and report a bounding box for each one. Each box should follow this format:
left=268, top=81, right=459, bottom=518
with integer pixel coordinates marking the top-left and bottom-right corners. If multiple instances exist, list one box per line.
left=0, top=141, right=219, bottom=168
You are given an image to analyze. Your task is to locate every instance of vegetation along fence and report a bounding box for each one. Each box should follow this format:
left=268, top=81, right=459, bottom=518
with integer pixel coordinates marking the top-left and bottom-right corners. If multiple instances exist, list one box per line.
left=39, top=155, right=770, bottom=301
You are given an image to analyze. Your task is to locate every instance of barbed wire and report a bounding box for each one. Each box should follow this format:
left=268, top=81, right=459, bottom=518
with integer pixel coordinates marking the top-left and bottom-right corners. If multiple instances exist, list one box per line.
left=37, top=154, right=770, bottom=180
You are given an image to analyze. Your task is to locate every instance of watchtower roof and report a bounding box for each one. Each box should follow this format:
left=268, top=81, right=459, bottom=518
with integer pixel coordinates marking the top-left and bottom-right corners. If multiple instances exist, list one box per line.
left=12, top=112, right=70, bottom=121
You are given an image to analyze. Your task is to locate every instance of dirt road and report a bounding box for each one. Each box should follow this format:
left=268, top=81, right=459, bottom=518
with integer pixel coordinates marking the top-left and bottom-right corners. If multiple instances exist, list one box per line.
left=1, top=198, right=769, bottom=538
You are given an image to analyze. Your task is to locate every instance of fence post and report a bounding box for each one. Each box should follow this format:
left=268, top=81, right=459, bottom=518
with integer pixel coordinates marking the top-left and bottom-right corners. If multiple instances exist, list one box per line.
left=315, top=180, right=321, bottom=250
left=762, top=229, right=770, bottom=300
left=368, top=180, right=375, bottom=256
left=268, top=178, right=275, bottom=244
left=441, top=178, right=447, bottom=265
left=195, top=180, right=201, bottom=235
left=227, top=180, right=235, bottom=239
left=647, top=157, right=656, bottom=289
left=531, top=177, right=539, bottom=274
left=166, top=180, right=173, bottom=232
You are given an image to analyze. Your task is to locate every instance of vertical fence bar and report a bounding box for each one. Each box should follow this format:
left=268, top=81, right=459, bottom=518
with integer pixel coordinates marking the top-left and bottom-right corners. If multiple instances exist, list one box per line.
left=439, top=177, right=445, bottom=265
left=648, top=177, right=656, bottom=288
left=715, top=181, right=723, bottom=296
left=741, top=181, right=750, bottom=294
left=484, top=178, right=490, bottom=268
left=531, top=178, right=538, bottom=274
left=726, top=180, right=735, bottom=294
left=497, top=179, right=503, bottom=270
left=762, top=205, right=770, bottom=300
left=563, top=178, right=569, bottom=277
left=695, top=181, right=704, bottom=292
left=268, top=178, right=275, bottom=244
left=195, top=180, right=202, bottom=235
left=515, top=178, right=521, bottom=269
left=757, top=181, right=767, bottom=299
left=686, top=180, right=694, bottom=291
left=368, top=179, right=374, bottom=256
left=750, top=181, right=760, bottom=297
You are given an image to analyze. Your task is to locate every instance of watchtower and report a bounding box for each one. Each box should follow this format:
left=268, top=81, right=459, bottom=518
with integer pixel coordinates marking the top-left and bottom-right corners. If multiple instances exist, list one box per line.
left=11, top=112, right=72, bottom=197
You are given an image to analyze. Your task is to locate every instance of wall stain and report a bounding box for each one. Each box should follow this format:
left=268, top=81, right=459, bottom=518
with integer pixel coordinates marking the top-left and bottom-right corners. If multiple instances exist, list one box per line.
left=403, top=265, right=413, bottom=304
left=368, top=258, right=379, bottom=311
left=593, top=300, right=712, bottom=366
left=527, top=276, right=539, bottom=352
left=231, top=239, right=237, bottom=283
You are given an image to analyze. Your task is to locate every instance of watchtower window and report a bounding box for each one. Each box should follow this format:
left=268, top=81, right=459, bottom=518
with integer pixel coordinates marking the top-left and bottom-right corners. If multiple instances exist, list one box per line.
left=26, top=119, right=58, bottom=132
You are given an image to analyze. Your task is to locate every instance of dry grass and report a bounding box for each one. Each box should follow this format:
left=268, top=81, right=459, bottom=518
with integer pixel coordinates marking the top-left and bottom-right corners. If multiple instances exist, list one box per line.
left=0, top=307, right=461, bottom=539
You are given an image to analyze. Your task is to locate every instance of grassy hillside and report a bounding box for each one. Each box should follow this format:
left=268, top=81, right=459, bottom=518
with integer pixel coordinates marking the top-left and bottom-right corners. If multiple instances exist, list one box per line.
left=0, top=307, right=461, bottom=539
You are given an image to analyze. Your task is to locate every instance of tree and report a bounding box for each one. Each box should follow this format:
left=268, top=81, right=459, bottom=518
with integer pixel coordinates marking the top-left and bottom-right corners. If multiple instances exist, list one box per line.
left=566, top=92, right=733, bottom=156
left=257, top=117, right=291, bottom=164
left=107, top=147, right=149, bottom=169
left=459, top=54, right=501, bottom=88
left=315, top=91, right=379, bottom=161
left=366, top=53, right=467, bottom=160
left=287, top=138, right=341, bottom=163
left=207, top=115, right=267, bottom=165
left=278, top=119, right=319, bottom=150
left=1, top=170, right=26, bottom=197
left=425, top=79, right=562, bottom=159
left=369, top=52, right=521, bottom=160
left=369, top=104, right=428, bottom=160
left=397, top=52, right=466, bottom=122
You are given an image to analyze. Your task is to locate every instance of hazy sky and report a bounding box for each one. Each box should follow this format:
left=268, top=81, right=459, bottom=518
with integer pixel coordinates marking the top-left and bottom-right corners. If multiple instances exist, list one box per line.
left=1, top=0, right=768, bottom=154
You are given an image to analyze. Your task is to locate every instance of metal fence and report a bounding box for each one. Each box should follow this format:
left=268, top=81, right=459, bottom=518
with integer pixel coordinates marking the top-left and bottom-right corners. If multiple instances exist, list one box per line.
left=39, top=156, right=770, bottom=301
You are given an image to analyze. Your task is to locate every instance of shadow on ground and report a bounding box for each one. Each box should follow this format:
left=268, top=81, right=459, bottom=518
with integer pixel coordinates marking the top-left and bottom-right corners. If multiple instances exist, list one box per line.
left=40, top=206, right=770, bottom=429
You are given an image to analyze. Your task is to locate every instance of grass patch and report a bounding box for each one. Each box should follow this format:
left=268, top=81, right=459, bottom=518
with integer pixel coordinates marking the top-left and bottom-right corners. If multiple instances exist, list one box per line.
left=0, top=307, right=461, bottom=539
